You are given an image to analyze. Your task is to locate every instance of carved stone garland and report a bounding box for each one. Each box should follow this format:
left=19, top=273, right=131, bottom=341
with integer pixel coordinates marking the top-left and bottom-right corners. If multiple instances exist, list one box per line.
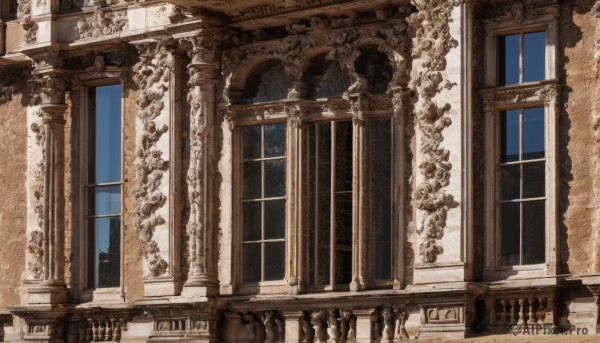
left=408, top=0, right=460, bottom=263
left=76, top=7, right=128, bottom=39
left=132, top=41, right=172, bottom=277
left=222, top=22, right=409, bottom=101
left=180, top=34, right=220, bottom=288
left=17, top=0, right=38, bottom=44
left=27, top=110, right=45, bottom=280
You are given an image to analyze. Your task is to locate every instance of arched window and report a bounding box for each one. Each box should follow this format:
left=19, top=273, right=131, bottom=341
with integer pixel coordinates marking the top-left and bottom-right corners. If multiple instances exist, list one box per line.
left=301, top=53, right=350, bottom=99
left=236, top=60, right=294, bottom=104
left=354, top=46, right=393, bottom=94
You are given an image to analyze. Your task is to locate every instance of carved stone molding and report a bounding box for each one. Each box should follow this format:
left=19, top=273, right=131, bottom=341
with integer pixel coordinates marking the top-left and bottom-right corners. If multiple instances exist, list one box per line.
left=408, top=0, right=460, bottom=263
left=132, top=40, right=173, bottom=278
left=223, top=21, right=410, bottom=102
left=76, top=7, right=128, bottom=40
left=180, top=34, right=221, bottom=289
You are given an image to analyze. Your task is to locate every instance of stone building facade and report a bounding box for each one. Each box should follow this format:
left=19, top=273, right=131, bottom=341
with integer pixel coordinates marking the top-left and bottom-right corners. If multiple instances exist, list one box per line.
left=0, top=0, right=600, bottom=341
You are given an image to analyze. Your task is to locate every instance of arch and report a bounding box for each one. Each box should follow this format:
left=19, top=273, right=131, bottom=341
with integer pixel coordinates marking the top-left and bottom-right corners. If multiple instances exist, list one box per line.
left=353, top=45, right=394, bottom=94
left=301, top=53, right=351, bottom=100
left=234, top=59, right=295, bottom=104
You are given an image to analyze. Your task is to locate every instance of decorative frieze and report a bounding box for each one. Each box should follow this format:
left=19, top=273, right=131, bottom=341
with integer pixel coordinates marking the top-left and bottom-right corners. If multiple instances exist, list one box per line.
left=132, top=41, right=172, bottom=278
left=223, top=21, right=409, bottom=100
left=76, top=7, right=128, bottom=39
left=408, top=0, right=460, bottom=263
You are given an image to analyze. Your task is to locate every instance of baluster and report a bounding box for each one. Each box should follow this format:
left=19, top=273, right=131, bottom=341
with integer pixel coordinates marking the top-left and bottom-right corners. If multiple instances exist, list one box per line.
left=537, top=298, right=546, bottom=324
left=86, top=319, right=93, bottom=341
left=485, top=299, right=497, bottom=326
left=105, top=318, right=112, bottom=341
left=114, top=321, right=122, bottom=342
left=499, top=299, right=507, bottom=325
left=527, top=298, right=536, bottom=325
left=517, top=299, right=525, bottom=325
left=508, top=299, right=516, bottom=324
left=92, top=319, right=99, bottom=342
left=98, top=319, right=106, bottom=341
left=78, top=321, right=86, bottom=342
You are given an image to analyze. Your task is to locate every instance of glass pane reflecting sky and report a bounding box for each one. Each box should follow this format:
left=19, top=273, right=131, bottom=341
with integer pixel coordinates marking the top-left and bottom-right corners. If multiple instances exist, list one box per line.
left=95, top=84, right=122, bottom=184
left=500, top=35, right=519, bottom=85
left=524, top=32, right=546, bottom=82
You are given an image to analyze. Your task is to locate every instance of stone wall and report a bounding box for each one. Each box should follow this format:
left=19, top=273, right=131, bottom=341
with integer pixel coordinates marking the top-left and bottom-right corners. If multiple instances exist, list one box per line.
left=0, top=92, right=27, bottom=307
left=559, top=0, right=598, bottom=274
left=122, top=80, right=145, bottom=302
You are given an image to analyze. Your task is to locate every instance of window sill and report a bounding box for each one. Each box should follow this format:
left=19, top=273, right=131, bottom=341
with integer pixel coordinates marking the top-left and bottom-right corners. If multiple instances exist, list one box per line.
left=484, top=264, right=548, bottom=282
left=80, top=287, right=124, bottom=304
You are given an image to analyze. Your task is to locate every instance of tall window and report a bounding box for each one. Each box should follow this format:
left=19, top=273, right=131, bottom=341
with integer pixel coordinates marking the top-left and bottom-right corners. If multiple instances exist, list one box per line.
left=499, top=108, right=545, bottom=266
left=241, top=124, right=287, bottom=283
left=499, top=31, right=546, bottom=85
left=307, top=121, right=353, bottom=289
left=495, top=29, right=548, bottom=268
left=371, top=118, right=392, bottom=281
left=86, top=84, right=122, bottom=289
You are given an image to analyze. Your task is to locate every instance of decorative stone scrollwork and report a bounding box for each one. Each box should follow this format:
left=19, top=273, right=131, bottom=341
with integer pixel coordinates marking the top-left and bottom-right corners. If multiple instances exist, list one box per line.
left=76, top=8, right=128, bottom=39
left=132, top=40, right=173, bottom=277
left=180, top=34, right=221, bottom=286
left=223, top=20, right=410, bottom=103
left=408, top=0, right=460, bottom=263
left=26, top=230, right=44, bottom=280
left=17, top=0, right=37, bottom=45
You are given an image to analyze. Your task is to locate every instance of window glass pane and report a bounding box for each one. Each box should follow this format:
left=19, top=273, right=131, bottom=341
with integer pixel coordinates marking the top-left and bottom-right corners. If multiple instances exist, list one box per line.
left=335, top=121, right=353, bottom=193
left=317, top=123, right=332, bottom=286
left=335, top=194, right=353, bottom=246
left=264, top=124, right=286, bottom=158
left=523, top=162, right=545, bottom=198
left=264, top=200, right=285, bottom=240
left=522, top=108, right=545, bottom=160
left=501, top=110, right=520, bottom=163
left=94, top=84, right=122, bottom=184
left=499, top=34, right=519, bottom=85
left=89, top=185, right=121, bottom=216
left=243, top=161, right=262, bottom=199
left=501, top=202, right=520, bottom=266
left=264, top=159, right=286, bottom=198
left=371, top=119, right=392, bottom=280
left=243, top=126, right=262, bottom=159
left=523, top=201, right=545, bottom=264
left=94, top=217, right=121, bottom=288
left=264, top=242, right=285, bottom=281
left=307, top=125, right=316, bottom=286
left=500, top=166, right=520, bottom=201
left=523, top=32, right=546, bottom=82
left=8, top=0, right=18, bottom=16
left=242, top=202, right=261, bottom=242
left=335, top=248, right=352, bottom=284
left=242, top=243, right=261, bottom=283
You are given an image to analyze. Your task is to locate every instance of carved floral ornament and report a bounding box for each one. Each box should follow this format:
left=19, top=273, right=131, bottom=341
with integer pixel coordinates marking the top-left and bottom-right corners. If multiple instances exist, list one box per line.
left=222, top=21, right=410, bottom=102
left=76, top=7, right=128, bottom=39
left=132, top=40, right=174, bottom=277
left=408, top=0, right=461, bottom=263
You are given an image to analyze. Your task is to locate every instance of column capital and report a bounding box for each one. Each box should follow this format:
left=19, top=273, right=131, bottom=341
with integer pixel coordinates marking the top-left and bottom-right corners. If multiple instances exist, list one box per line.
left=179, top=33, right=222, bottom=68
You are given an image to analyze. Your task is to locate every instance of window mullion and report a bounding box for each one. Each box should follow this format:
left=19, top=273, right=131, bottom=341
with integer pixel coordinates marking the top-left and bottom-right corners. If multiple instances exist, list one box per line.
left=330, top=122, right=336, bottom=288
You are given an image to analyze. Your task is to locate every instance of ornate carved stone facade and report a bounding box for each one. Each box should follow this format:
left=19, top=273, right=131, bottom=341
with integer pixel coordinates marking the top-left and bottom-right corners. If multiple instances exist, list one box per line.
left=0, top=0, right=600, bottom=342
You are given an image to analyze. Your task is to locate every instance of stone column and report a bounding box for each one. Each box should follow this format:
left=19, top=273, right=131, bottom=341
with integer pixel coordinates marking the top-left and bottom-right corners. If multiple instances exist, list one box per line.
left=348, top=95, right=368, bottom=292
left=23, top=55, right=68, bottom=304
left=179, top=34, right=220, bottom=297
left=132, top=39, right=182, bottom=297
left=408, top=0, right=470, bottom=284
